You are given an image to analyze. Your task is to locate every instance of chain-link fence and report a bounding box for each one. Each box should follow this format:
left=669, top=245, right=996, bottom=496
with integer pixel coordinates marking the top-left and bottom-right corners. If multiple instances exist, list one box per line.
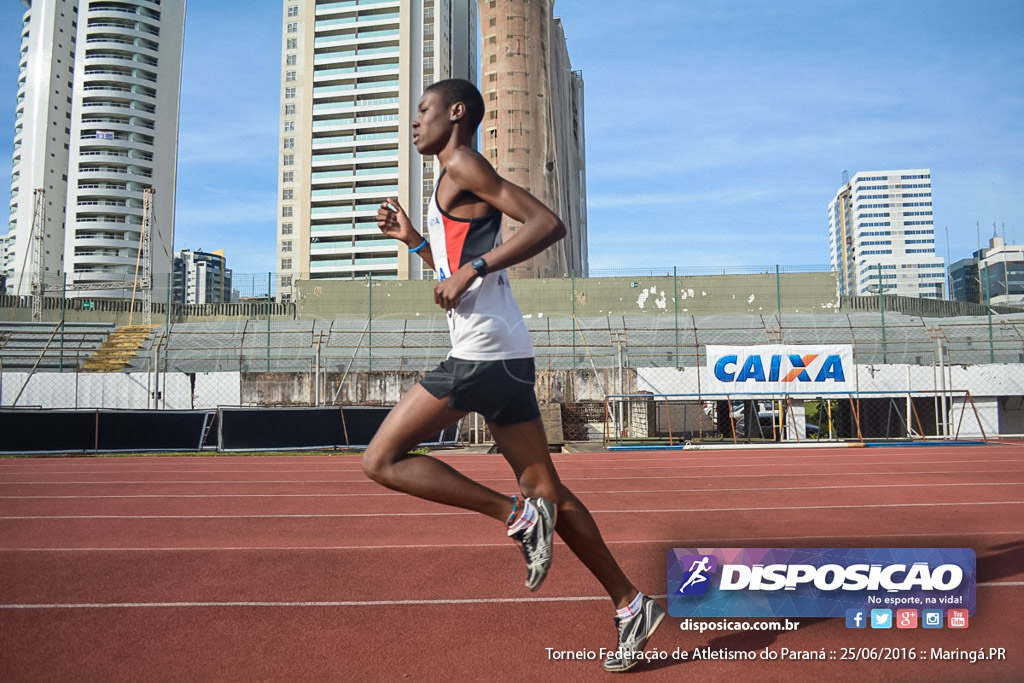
left=3, top=267, right=1023, bottom=443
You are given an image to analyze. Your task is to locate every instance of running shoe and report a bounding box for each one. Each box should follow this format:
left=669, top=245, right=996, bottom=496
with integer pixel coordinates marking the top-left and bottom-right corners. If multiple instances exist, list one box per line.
left=509, top=497, right=557, bottom=591
left=602, top=595, right=666, bottom=673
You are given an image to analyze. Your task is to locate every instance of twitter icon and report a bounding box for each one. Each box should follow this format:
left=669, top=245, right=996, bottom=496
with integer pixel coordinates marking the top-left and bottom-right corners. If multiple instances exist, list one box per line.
left=870, top=609, right=892, bottom=629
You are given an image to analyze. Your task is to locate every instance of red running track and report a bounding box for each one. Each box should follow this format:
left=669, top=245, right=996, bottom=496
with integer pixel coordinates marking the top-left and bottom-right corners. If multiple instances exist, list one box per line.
left=0, top=443, right=1022, bottom=682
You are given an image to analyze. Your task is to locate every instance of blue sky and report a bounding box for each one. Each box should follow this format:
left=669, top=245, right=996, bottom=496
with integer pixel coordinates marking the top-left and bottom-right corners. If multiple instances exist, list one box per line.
left=2, top=0, right=1022, bottom=275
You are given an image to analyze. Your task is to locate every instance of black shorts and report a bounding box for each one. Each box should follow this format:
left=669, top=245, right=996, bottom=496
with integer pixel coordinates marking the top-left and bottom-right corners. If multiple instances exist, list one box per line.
left=420, top=357, right=541, bottom=426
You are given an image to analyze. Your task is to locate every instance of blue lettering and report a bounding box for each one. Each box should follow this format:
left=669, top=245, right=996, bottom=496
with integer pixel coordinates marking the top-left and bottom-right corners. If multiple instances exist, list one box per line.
left=769, top=354, right=782, bottom=382
left=736, top=355, right=766, bottom=382
left=815, top=355, right=846, bottom=382
left=714, top=355, right=738, bottom=381
left=789, top=354, right=812, bottom=381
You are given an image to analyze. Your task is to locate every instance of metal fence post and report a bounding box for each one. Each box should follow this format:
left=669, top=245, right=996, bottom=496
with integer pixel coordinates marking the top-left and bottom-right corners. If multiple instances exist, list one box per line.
left=878, top=263, right=887, bottom=363
left=571, top=269, right=576, bottom=370
left=367, top=272, right=373, bottom=372
left=984, top=262, right=994, bottom=362
left=165, top=271, right=171, bottom=332
left=266, top=271, right=271, bottom=372
left=775, top=264, right=781, bottom=314
left=60, top=272, right=66, bottom=371
left=673, top=266, right=680, bottom=367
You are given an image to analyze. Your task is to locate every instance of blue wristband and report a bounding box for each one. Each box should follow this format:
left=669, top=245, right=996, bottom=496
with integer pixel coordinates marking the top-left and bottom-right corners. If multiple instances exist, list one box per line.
left=409, top=238, right=428, bottom=254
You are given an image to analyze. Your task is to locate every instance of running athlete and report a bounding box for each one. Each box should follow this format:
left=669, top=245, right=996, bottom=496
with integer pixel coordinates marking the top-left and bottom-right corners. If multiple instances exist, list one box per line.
left=364, top=79, right=664, bottom=672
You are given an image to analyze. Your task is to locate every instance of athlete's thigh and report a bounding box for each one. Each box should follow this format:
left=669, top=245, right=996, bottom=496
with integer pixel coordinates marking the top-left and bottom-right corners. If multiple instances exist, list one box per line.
left=367, top=384, right=468, bottom=457
left=488, top=418, right=562, bottom=490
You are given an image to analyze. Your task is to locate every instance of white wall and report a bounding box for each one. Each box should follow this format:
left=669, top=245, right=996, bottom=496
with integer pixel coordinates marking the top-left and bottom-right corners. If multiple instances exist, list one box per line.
left=1, top=372, right=239, bottom=409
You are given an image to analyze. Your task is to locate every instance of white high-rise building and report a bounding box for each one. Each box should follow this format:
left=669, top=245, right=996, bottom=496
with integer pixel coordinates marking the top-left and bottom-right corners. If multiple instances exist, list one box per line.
left=0, top=232, right=14, bottom=288
left=276, top=0, right=477, bottom=298
left=828, top=169, right=945, bottom=299
left=6, top=0, right=185, bottom=299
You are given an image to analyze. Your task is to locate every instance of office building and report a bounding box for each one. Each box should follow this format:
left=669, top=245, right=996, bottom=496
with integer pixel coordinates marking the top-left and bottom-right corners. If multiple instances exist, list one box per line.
left=479, top=0, right=587, bottom=278
left=950, top=235, right=1024, bottom=307
left=828, top=169, right=945, bottom=298
left=276, top=0, right=477, bottom=298
left=6, top=0, right=185, bottom=299
left=172, top=248, right=234, bottom=304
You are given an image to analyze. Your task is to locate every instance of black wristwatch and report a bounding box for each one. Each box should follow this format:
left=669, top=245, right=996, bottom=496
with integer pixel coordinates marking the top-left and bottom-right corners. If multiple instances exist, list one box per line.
left=471, top=257, right=488, bottom=278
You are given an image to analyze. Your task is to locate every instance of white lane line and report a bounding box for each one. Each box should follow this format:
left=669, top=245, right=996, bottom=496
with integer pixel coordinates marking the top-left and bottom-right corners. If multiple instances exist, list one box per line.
left=3, top=530, right=1023, bottom=552
left=2, top=481, right=1021, bottom=500
left=1, top=585, right=1019, bottom=610
left=1, top=449, right=1011, bottom=473
left=3, top=466, right=1023, bottom=486
left=2, top=500, right=1021, bottom=520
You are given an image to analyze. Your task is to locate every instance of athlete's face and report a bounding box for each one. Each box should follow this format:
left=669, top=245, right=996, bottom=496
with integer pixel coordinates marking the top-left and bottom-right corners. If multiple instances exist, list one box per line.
left=412, top=90, right=454, bottom=155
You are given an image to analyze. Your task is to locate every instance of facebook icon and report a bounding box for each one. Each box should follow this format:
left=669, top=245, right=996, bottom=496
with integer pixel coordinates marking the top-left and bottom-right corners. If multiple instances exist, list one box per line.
left=846, top=609, right=867, bottom=629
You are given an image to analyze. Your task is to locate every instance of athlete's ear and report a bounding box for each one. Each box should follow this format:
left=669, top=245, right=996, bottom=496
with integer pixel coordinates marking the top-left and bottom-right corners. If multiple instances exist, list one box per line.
left=450, top=101, right=466, bottom=122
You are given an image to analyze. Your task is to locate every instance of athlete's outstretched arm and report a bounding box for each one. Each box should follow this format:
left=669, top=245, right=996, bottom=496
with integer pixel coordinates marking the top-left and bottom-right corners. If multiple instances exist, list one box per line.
left=432, top=150, right=566, bottom=309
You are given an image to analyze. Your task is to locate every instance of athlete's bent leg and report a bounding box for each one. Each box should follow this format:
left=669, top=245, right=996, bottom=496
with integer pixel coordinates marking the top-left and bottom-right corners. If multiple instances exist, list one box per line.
left=362, top=384, right=512, bottom=522
left=488, top=418, right=638, bottom=608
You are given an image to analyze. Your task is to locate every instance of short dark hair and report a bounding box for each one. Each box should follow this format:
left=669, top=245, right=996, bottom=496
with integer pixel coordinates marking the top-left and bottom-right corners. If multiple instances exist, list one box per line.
left=424, top=78, right=485, bottom=130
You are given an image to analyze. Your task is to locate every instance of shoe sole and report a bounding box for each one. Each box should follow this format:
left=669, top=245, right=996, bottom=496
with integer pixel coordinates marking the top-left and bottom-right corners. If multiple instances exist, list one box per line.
left=525, top=499, right=557, bottom=591
left=603, top=606, right=666, bottom=673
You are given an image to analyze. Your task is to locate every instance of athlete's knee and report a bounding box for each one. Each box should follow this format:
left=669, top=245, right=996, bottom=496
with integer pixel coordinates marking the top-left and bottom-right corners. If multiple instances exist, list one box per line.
left=517, top=476, right=562, bottom=505
left=361, top=443, right=394, bottom=485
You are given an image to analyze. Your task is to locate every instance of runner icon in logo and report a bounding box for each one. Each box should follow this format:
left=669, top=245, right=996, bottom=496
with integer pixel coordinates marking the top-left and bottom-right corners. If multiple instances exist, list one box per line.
left=677, top=555, right=718, bottom=595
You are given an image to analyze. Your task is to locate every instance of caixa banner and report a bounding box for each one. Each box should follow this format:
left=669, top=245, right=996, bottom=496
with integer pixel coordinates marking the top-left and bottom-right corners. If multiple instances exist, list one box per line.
left=668, top=548, right=976, bottom=618
left=705, top=344, right=854, bottom=394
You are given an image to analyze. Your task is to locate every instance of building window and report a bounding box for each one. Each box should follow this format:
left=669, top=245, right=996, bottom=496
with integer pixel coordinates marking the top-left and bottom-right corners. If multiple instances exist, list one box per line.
left=282, top=240, right=293, bottom=252
left=287, top=38, right=297, bottom=49
left=285, top=87, right=296, bottom=99
left=286, top=54, right=296, bottom=66
left=283, top=171, right=293, bottom=183
left=286, top=71, right=296, bottom=82
left=283, top=137, right=294, bottom=149
left=282, top=189, right=293, bottom=200
left=284, top=104, right=296, bottom=115
left=282, top=206, right=293, bottom=217
left=282, top=223, right=293, bottom=235
left=287, top=22, right=298, bottom=33
left=281, top=258, right=292, bottom=269
left=283, top=154, right=294, bottom=166
left=282, top=276, right=292, bottom=288
left=284, top=120, right=295, bottom=132
left=287, top=6, right=298, bottom=17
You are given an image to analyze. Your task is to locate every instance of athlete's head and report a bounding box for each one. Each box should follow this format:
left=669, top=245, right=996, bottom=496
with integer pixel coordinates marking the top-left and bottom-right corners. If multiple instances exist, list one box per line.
left=413, top=79, right=484, bottom=154
left=425, top=78, right=485, bottom=129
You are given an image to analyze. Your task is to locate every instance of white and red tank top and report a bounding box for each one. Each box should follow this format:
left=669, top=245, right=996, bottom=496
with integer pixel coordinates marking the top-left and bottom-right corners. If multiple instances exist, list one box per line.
left=425, top=169, right=534, bottom=361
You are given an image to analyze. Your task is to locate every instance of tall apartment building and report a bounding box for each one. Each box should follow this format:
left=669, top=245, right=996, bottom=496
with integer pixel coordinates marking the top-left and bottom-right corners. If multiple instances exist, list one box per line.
left=0, top=232, right=14, bottom=288
left=950, top=235, right=1024, bottom=307
left=6, top=0, right=185, bottom=299
left=828, top=169, right=945, bottom=298
left=172, top=248, right=234, bottom=304
left=276, top=0, right=477, bottom=298
left=479, top=0, right=587, bottom=278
